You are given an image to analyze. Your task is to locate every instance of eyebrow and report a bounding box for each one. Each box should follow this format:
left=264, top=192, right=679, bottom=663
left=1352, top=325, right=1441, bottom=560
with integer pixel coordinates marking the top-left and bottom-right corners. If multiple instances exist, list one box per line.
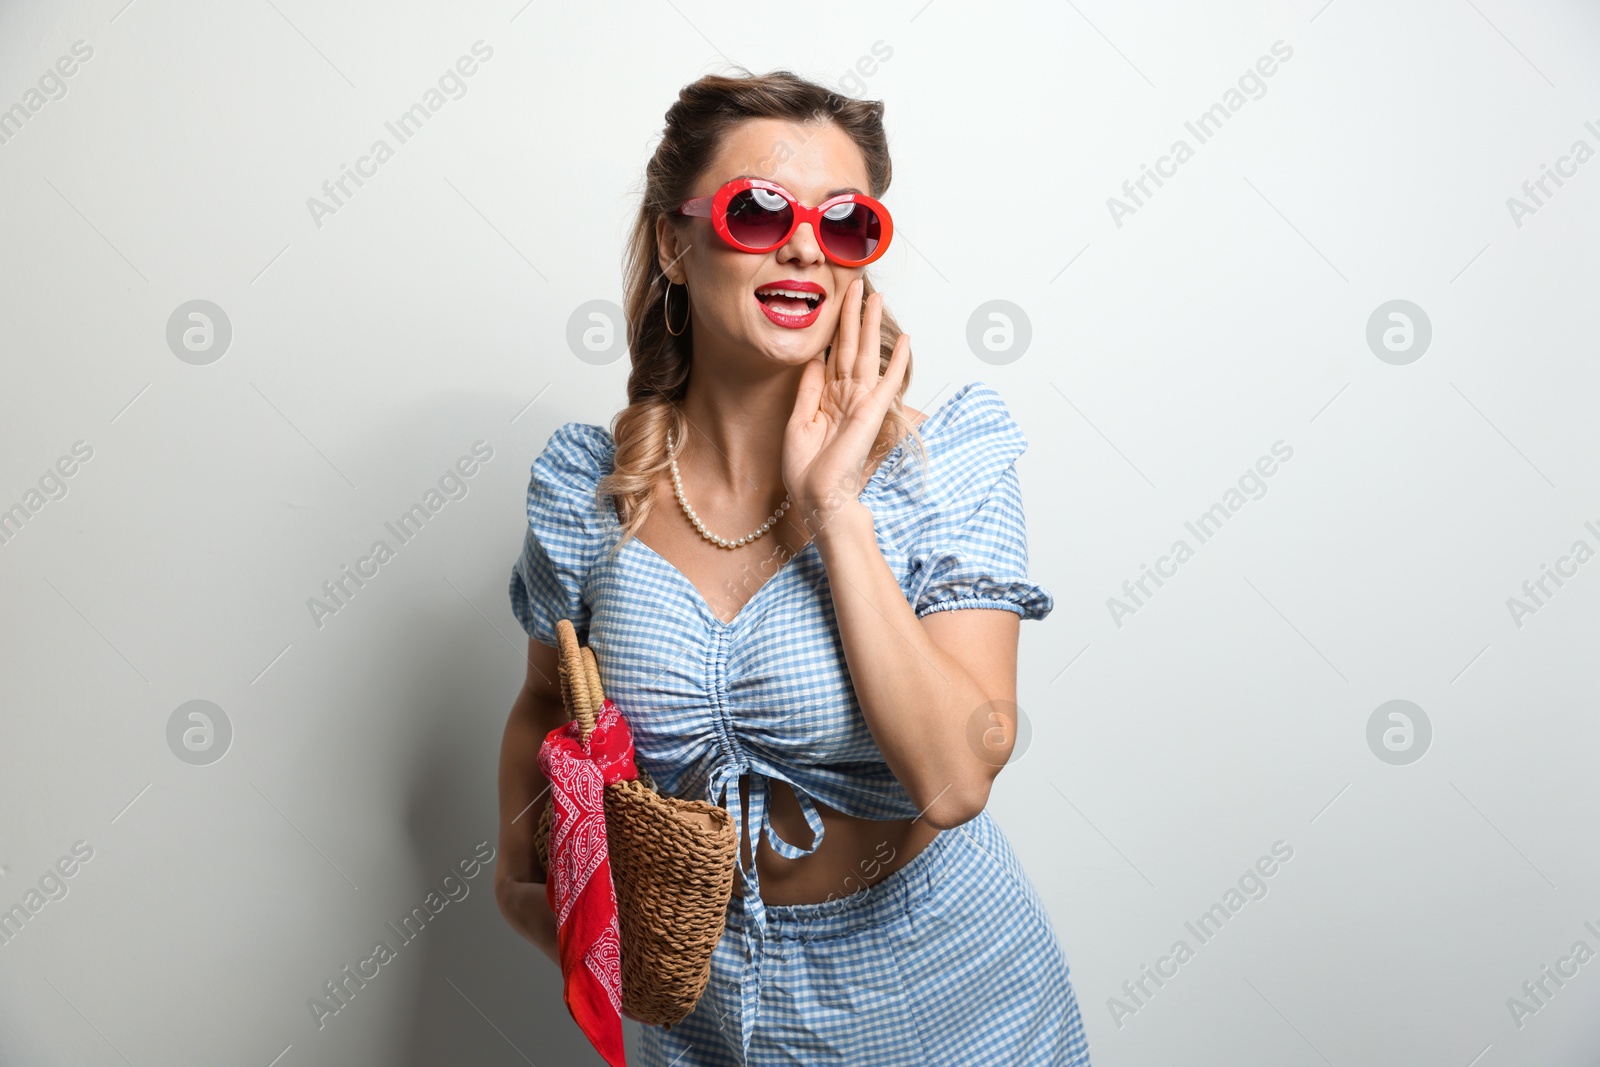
left=733, top=174, right=864, bottom=198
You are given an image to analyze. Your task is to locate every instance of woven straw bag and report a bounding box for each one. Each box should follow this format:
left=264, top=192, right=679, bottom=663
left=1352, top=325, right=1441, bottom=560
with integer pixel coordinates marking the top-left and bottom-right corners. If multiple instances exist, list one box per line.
left=534, top=617, right=740, bottom=1028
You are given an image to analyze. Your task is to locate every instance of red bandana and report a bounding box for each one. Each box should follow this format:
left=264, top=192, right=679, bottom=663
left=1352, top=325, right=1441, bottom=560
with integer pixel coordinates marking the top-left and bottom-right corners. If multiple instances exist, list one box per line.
left=539, top=697, right=639, bottom=1067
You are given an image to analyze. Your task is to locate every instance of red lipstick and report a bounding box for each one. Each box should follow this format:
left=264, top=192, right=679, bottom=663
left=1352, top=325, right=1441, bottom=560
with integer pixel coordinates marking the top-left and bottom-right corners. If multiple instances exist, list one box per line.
left=754, top=279, right=826, bottom=330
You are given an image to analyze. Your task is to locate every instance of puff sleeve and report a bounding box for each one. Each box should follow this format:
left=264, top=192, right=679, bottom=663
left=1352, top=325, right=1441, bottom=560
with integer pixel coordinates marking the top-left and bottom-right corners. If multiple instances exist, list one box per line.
left=508, top=422, right=614, bottom=647
left=904, top=384, right=1055, bottom=621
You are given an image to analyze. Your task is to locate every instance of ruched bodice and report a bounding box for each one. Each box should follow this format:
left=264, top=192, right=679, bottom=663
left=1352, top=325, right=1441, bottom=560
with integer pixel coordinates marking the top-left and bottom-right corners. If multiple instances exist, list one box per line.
left=509, top=381, right=1053, bottom=1057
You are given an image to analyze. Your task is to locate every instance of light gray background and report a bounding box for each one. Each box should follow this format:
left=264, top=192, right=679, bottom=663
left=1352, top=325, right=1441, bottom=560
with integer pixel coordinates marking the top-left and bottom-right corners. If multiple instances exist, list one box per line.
left=2, top=1, right=1597, bottom=1064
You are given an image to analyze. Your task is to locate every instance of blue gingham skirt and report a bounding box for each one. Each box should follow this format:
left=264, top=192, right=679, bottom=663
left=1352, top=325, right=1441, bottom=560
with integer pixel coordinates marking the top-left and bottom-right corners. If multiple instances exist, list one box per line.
left=635, top=808, right=1092, bottom=1066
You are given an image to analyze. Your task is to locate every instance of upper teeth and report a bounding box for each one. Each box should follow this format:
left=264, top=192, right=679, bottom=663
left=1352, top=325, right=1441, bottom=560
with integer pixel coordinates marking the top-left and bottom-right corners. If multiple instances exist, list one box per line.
left=759, top=288, right=819, bottom=301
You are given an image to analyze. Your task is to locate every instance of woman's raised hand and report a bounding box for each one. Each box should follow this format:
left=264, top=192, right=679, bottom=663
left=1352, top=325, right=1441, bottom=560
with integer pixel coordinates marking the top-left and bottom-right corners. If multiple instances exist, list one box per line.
left=783, top=278, right=910, bottom=523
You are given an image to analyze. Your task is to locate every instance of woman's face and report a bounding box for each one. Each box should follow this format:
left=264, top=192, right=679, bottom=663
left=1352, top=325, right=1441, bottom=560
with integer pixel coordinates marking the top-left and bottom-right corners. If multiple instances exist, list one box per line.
left=657, top=117, right=876, bottom=371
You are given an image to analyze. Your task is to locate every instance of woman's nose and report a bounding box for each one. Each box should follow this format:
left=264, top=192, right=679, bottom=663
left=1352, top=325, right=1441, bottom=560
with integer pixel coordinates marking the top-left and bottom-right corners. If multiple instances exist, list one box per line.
left=780, top=222, right=826, bottom=263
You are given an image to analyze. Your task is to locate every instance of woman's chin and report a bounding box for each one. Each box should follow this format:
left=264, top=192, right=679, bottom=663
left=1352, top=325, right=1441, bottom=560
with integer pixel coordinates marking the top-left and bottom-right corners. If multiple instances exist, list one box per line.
left=766, top=340, right=828, bottom=368
left=748, top=325, right=828, bottom=365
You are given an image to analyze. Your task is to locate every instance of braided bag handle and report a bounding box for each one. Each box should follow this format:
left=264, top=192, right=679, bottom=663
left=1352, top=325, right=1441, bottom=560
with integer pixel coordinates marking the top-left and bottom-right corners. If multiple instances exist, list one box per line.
left=555, top=616, right=601, bottom=742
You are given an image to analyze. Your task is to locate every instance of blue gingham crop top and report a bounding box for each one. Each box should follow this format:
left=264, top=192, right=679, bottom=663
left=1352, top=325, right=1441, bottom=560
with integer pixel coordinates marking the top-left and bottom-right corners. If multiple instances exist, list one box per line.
left=509, top=381, right=1053, bottom=1049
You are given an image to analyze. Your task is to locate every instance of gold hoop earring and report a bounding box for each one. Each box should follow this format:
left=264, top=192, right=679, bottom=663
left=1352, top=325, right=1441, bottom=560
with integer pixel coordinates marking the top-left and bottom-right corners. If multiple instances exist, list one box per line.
left=663, top=280, right=689, bottom=337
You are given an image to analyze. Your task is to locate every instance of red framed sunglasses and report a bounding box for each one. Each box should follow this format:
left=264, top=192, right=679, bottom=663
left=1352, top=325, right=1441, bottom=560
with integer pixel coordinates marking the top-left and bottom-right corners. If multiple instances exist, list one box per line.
left=675, top=178, right=893, bottom=267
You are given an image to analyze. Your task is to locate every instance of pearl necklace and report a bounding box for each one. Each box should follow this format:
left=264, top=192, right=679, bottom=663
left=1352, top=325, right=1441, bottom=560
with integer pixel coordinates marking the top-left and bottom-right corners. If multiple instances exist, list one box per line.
left=665, top=428, right=790, bottom=549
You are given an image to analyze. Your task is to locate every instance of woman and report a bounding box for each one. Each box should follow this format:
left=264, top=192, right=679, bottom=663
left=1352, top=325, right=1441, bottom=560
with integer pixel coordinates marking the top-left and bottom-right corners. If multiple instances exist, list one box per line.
left=494, top=69, right=1091, bottom=1066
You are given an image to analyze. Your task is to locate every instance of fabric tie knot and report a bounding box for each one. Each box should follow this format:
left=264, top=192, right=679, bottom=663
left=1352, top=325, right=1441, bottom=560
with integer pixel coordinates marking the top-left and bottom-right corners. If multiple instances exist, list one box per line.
left=707, top=761, right=829, bottom=1059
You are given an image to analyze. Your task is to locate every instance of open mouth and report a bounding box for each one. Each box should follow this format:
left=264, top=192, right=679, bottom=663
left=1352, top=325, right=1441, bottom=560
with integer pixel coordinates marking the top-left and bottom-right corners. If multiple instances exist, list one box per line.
left=754, top=283, right=826, bottom=328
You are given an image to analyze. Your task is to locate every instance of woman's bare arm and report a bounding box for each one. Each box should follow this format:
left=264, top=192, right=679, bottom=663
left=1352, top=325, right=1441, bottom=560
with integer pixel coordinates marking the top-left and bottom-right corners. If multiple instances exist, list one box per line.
left=494, top=637, right=567, bottom=966
left=812, top=500, right=1021, bottom=831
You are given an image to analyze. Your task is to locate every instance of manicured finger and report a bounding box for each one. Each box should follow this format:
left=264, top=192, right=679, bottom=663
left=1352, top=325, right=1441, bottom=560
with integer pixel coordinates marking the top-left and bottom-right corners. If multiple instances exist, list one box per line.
left=835, top=277, right=863, bottom=381
left=873, top=331, right=911, bottom=404
left=791, top=356, right=826, bottom=428
left=858, top=290, right=884, bottom=387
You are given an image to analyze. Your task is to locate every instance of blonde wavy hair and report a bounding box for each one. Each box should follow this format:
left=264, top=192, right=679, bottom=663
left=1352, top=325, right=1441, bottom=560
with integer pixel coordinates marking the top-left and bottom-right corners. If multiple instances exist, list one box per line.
left=594, top=68, right=927, bottom=554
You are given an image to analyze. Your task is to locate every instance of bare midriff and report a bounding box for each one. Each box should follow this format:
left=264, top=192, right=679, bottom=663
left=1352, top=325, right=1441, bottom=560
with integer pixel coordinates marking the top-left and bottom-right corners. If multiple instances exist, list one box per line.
left=736, top=773, right=941, bottom=906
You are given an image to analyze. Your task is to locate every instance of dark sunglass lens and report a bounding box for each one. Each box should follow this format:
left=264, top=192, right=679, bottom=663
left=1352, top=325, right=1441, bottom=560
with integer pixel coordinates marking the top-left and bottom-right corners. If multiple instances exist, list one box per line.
left=819, top=200, right=881, bottom=262
left=724, top=188, right=793, bottom=248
